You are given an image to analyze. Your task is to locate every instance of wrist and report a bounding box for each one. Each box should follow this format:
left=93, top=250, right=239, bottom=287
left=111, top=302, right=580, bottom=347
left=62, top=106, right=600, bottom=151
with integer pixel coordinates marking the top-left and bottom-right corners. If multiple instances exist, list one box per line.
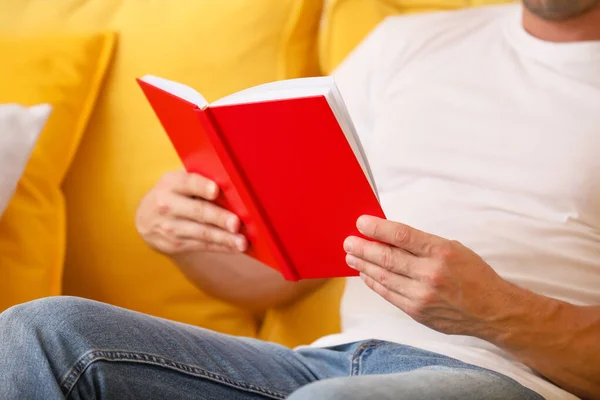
left=476, top=280, right=564, bottom=350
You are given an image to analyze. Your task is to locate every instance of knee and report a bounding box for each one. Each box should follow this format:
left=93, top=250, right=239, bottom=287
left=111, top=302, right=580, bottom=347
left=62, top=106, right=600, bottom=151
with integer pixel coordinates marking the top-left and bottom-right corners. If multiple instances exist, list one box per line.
left=0, top=296, right=99, bottom=343
left=288, top=379, right=367, bottom=400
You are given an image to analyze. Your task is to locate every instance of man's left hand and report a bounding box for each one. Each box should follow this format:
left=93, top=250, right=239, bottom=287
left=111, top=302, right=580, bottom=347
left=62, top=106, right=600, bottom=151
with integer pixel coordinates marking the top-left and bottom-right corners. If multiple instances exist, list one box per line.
left=344, top=215, right=521, bottom=338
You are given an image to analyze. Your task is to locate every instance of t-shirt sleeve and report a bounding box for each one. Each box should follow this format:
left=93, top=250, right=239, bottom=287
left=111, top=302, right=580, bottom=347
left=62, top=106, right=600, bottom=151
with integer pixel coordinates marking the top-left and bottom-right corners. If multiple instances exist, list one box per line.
left=332, top=19, right=389, bottom=153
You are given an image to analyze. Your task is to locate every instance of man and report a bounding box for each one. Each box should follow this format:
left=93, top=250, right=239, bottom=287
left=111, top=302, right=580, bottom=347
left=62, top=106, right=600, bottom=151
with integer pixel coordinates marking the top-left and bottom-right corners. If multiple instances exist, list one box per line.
left=1, top=1, right=599, bottom=398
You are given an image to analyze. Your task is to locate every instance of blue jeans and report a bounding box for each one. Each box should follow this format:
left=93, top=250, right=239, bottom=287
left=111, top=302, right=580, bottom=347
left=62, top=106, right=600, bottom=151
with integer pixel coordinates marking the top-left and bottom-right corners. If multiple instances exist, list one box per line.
left=0, top=297, right=543, bottom=399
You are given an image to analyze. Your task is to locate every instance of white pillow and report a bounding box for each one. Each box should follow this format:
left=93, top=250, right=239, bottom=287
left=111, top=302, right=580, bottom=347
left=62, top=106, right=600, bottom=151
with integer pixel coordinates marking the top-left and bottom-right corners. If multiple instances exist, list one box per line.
left=0, top=104, right=52, bottom=217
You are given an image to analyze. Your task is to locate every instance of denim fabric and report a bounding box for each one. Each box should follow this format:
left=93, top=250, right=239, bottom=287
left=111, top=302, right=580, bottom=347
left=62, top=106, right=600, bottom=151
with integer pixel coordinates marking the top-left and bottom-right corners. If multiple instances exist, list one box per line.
left=0, top=297, right=544, bottom=399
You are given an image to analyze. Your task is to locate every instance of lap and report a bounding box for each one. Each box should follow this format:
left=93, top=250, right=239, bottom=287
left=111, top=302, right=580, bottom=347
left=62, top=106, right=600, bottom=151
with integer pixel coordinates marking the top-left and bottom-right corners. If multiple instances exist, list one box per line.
left=0, top=296, right=323, bottom=399
left=0, top=297, right=544, bottom=400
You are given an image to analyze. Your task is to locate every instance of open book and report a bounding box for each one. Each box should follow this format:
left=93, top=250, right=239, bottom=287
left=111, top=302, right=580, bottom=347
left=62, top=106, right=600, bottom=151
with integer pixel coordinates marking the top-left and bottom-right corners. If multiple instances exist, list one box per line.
left=138, top=75, right=386, bottom=280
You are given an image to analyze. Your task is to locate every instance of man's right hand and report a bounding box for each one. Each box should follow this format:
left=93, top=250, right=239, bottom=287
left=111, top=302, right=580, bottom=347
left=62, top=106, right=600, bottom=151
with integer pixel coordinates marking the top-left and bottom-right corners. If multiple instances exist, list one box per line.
left=135, top=170, right=248, bottom=255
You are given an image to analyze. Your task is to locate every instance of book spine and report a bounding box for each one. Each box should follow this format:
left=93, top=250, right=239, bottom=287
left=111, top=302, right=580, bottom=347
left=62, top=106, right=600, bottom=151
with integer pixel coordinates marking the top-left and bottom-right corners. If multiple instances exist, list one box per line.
left=195, top=108, right=299, bottom=281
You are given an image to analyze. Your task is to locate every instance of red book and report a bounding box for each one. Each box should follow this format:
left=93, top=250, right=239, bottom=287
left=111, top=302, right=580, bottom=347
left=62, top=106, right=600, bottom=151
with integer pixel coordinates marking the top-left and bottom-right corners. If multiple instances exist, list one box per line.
left=137, top=75, right=386, bottom=281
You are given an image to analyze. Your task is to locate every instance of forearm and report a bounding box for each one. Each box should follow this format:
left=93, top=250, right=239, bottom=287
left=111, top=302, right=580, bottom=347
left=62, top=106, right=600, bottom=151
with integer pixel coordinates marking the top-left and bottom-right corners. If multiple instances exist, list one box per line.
left=483, top=284, right=600, bottom=399
left=172, top=251, right=326, bottom=312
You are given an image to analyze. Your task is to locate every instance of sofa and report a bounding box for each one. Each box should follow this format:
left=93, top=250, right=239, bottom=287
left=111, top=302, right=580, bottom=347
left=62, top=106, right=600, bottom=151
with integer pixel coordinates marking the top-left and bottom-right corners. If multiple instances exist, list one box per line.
left=0, top=0, right=512, bottom=348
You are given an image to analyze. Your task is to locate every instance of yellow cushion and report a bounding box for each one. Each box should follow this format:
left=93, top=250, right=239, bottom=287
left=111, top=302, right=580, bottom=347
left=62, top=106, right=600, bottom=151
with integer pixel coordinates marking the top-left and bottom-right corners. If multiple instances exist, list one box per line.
left=0, top=0, right=330, bottom=343
left=259, top=279, right=346, bottom=346
left=0, top=32, right=116, bottom=311
left=319, top=0, right=516, bottom=74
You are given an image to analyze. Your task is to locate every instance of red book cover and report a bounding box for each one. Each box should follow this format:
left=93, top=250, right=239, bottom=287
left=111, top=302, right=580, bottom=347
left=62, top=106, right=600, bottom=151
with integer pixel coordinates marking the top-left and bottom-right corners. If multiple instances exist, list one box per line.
left=137, top=76, right=385, bottom=280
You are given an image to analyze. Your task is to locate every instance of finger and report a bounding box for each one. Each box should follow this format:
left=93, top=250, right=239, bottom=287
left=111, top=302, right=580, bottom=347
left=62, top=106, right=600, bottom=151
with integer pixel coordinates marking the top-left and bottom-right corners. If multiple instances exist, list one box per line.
left=182, top=240, right=236, bottom=253
left=359, top=271, right=413, bottom=313
left=174, top=220, right=247, bottom=251
left=171, top=172, right=219, bottom=201
left=148, top=235, right=202, bottom=254
left=152, top=237, right=235, bottom=254
left=356, top=215, right=442, bottom=256
left=346, top=254, right=420, bottom=300
left=159, top=220, right=247, bottom=252
left=167, top=194, right=240, bottom=233
left=344, top=236, right=416, bottom=277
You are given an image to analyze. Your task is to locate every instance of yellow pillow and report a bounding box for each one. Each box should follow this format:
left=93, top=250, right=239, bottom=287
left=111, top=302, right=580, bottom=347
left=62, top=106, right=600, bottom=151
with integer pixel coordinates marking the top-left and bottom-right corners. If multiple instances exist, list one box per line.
left=259, top=279, right=346, bottom=346
left=0, top=33, right=116, bottom=311
left=319, top=0, right=516, bottom=74
left=0, top=0, right=328, bottom=342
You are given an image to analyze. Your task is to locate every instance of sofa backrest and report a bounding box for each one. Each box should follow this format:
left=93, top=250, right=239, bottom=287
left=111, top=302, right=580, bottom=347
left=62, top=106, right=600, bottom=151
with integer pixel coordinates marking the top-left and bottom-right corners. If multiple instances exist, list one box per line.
left=319, top=0, right=516, bottom=74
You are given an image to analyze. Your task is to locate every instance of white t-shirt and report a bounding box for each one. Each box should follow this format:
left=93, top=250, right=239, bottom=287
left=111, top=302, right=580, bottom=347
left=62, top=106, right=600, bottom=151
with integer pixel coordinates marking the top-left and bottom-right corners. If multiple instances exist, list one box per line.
left=313, top=4, right=600, bottom=399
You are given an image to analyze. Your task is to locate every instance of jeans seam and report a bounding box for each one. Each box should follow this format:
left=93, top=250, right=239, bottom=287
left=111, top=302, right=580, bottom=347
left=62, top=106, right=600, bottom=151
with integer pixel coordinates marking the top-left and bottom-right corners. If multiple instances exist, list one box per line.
left=349, top=340, right=381, bottom=376
left=60, top=349, right=287, bottom=399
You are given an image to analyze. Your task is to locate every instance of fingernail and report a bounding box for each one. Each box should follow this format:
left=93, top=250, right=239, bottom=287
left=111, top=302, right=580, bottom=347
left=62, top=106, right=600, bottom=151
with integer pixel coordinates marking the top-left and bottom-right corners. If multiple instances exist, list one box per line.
left=360, top=273, right=368, bottom=281
left=357, top=215, right=369, bottom=232
left=235, top=236, right=246, bottom=252
left=343, top=237, right=354, bottom=253
left=207, top=182, right=218, bottom=198
left=346, top=254, right=357, bottom=268
left=227, top=217, right=239, bottom=233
